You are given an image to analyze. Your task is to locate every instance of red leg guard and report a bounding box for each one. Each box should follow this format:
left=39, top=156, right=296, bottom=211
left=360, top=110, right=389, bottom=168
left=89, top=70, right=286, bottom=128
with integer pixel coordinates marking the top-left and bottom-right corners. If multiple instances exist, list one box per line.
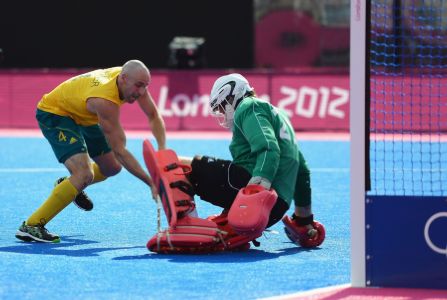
left=207, top=212, right=256, bottom=251
left=147, top=216, right=224, bottom=253
left=147, top=214, right=254, bottom=254
left=143, top=140, right=195, bottom=227
left=143, top=140, right=257, bottom=254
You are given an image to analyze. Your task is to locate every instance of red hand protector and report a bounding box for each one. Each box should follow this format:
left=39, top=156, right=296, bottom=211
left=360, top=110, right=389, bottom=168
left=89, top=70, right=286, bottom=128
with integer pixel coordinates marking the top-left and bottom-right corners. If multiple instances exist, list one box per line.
left=282, top=215, right=326, bottom=248
left=244, top=184, right=266, bottom=194
left=228, top=185, right=277, bottom=237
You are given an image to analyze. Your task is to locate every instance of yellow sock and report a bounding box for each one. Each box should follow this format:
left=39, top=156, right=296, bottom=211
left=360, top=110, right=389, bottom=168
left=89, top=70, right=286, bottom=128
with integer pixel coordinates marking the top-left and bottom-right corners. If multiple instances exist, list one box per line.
left=92, top=163, right=107, bottom=184
left=27, top=179, right=78, bottom=226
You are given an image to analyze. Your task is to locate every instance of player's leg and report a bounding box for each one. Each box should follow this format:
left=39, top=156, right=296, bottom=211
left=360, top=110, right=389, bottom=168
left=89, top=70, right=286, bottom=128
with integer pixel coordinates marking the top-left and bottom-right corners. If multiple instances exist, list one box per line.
left=18, top=153, right=93, bottom=243
left=186, top=156, right=287, bottom=246
left=178, top=156, right=195, bottom=165
left=16, top=111, right=89, bottom=242
left=266, top=198, right=289, bottom=227
left=82, top=123, right=122, bottom=181
left=63, top=124, right=122, bottom=210
left=187, top=155, right=289, bottom=225
left=91, top=152, right=121, bottom=179
left=187, top=155, right=251, bottom=209
left=176, top=156, right=252, bottom=249
left=147, top=150, right=283, bottom=252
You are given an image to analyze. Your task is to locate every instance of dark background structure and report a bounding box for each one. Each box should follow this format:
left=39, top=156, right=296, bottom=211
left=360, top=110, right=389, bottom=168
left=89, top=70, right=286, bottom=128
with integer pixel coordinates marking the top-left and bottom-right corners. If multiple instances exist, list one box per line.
left=0, top=0, right=254, bottom=69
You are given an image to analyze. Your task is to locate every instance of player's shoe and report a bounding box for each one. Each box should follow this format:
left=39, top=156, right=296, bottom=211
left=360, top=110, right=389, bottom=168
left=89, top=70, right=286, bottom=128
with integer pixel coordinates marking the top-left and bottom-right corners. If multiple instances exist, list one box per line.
left=15, top=221, right=60, bottom=243
left=56, top=177, right=93, bottom=211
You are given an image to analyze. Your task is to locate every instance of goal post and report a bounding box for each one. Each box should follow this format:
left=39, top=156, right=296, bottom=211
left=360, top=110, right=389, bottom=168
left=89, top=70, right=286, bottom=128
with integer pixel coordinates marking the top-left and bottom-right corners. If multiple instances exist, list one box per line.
left=350, top=0, right=367, bottom=288
left=350, top=0, right=447, bottom=289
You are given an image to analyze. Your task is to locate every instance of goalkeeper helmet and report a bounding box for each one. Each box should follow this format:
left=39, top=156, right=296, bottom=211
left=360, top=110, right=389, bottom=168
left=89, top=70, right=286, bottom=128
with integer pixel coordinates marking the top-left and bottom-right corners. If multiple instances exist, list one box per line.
left=209, top=73, right=253, bottom=128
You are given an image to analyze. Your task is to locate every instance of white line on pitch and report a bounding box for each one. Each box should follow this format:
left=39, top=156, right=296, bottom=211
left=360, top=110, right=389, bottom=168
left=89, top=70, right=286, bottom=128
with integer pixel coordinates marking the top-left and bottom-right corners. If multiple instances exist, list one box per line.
left=0, top=168, right=64, bottom=173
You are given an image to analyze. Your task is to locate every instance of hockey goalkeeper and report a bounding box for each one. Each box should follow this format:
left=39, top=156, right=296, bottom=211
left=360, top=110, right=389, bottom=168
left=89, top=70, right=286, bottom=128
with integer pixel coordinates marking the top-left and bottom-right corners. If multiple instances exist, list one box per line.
left=144, top=73, right=325, bottom=253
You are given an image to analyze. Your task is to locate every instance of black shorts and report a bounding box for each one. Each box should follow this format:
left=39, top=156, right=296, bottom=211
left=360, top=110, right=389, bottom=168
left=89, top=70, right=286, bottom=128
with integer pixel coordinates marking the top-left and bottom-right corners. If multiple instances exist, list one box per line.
left=187, top=156, right=289, bottom=227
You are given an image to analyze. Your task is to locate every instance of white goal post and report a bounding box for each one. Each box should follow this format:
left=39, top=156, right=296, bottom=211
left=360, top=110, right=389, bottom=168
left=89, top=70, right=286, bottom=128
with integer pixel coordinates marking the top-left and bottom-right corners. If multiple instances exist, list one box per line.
left=349, top=0, right=366, bottom=287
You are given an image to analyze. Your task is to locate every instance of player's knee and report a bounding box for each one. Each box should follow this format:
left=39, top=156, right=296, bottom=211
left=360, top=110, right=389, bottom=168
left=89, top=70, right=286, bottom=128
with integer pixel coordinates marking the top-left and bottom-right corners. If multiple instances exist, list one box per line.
left=110, top=164, right=122, bottom=176
left=80, top=169, right=94, bottom=187
left=70, top=169, right=94, bottom=190
left=192, top=155, right=202, bottom=163
left=187, top=155, right=203, bottom=182
left=103, top=163, right=122, bottom=177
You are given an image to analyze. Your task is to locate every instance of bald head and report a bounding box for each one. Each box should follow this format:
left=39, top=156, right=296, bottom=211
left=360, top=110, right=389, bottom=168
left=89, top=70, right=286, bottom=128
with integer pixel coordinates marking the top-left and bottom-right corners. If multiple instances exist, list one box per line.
left=118, top=60, right=151, bottom=103
left=122, top=60, right=150, bottom=78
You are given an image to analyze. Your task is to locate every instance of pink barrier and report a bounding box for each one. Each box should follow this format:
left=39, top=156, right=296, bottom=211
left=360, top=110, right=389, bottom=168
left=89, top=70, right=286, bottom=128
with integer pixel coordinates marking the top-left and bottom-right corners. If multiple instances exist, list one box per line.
left=0, top=70, right=350, bottom=131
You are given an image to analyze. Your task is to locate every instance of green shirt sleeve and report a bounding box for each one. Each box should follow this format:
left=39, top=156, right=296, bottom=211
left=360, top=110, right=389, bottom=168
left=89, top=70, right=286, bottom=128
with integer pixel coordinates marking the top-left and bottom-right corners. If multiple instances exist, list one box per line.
left=238, top=102, right=280, bottom=181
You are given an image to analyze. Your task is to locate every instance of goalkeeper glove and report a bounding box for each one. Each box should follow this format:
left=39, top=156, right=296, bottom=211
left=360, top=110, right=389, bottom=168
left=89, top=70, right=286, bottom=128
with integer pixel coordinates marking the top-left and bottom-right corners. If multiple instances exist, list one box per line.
left=248, top=176, right=271, bottom=190
left=282, top=213, right=326, bottom=248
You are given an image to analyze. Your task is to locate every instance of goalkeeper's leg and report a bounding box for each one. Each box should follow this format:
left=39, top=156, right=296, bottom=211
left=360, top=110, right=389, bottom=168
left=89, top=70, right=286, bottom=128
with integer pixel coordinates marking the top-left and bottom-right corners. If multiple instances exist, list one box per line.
left=184, top=155, right=252, bottom=209
left=183, top=154, right=290, bottom=229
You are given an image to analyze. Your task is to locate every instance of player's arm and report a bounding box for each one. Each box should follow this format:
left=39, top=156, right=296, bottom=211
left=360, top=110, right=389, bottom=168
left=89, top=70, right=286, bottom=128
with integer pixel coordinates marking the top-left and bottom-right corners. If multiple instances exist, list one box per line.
left=240, top=105, right=280, bottom=189
left=137, top=90, right=166, bottom=150
left=87, top=97, right=158, bottom=198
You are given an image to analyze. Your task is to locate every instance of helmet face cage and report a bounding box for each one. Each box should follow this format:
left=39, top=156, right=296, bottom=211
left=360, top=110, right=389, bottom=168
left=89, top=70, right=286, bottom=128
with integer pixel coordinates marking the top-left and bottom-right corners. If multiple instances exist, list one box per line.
left=210, top=97, right=234, bottom=128
left=209, top=74, right=254, bottom=128
left=210, top=81, right=236, bottom=128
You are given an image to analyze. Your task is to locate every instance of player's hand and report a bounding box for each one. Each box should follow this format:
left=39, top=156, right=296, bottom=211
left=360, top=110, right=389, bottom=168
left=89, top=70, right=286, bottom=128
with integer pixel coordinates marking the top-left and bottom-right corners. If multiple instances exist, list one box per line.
left=282, top=215, right=326, bottom=248
left=248, top=176, right=271, bottom=190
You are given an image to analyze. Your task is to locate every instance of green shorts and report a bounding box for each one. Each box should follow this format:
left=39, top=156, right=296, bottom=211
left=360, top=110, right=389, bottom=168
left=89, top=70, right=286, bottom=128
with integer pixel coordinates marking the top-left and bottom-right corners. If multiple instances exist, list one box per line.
left=36, top=109, right=112, bottom=163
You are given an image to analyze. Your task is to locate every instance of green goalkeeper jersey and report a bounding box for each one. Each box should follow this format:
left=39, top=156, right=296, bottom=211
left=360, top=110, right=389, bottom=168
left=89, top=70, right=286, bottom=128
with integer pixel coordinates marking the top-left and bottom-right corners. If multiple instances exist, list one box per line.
left=229, top=96, right=300, bottom=204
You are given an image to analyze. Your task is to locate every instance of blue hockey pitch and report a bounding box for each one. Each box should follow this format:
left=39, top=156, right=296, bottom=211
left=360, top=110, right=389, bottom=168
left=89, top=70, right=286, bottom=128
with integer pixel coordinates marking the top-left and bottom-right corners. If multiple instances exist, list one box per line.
left=0, top=135, right=350, bottom=299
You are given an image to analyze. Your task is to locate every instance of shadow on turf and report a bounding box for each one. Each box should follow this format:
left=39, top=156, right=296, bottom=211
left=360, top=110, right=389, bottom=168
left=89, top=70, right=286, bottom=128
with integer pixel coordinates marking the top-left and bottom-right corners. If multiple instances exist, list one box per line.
left=0, top=235, right=145, bottom=257
left=112, top=242, right=322, bottom=262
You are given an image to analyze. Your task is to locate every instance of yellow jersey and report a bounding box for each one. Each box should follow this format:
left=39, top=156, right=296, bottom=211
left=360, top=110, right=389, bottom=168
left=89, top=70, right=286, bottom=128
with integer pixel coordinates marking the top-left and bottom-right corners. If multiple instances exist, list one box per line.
left=37, top=67, right=123, bottom=126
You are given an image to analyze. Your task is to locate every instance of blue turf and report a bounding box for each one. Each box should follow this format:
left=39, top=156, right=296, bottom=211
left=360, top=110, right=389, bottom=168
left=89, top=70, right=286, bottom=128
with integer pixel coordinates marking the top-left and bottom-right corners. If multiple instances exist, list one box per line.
left=0, top=136, right=350, bottom=299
